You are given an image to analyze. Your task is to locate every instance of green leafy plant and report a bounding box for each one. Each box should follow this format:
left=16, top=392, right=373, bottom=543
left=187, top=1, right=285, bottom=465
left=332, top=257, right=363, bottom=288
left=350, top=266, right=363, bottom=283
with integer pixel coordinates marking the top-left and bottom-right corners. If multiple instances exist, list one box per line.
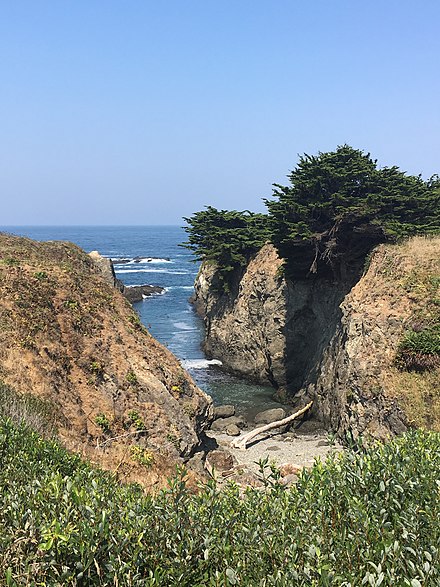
left=126, top=370, right=138, bottom=385
left=89, top=361, right=104, bottom=379
left=129, top=446, right=154, bottom=468
left=63, top=299, right=79, bottom=310
left=94, top=413, right=111, bottom=433
left=1, top=420, right=439, bottom=585
left=127, top=410, right=146, bottom=432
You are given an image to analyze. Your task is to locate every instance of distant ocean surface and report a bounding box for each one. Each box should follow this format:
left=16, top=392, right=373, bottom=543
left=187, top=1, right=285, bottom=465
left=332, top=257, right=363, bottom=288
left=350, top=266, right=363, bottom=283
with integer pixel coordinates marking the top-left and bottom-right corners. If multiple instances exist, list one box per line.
left=2, top=225, right=282, bottom=419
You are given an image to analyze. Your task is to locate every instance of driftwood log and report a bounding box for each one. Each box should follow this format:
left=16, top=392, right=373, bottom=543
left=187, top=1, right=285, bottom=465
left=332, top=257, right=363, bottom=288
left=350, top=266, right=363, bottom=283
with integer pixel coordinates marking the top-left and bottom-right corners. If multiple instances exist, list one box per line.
left=231, top=401, right=313, bottom=450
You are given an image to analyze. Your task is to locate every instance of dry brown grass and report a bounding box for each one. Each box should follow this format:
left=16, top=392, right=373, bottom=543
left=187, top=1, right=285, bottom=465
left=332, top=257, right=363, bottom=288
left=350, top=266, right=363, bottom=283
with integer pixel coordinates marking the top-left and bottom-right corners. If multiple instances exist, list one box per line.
left=0, top=232, right=211, bottom=490
left=373, top=236, right=440, bottom=428
left=383, top=368, right=440, bottom=431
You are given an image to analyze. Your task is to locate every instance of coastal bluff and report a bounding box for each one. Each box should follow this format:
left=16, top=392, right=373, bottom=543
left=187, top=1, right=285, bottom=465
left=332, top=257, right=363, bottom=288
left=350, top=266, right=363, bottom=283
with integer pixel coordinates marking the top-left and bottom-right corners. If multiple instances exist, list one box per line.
left=0, top=233, right=212, bottom=489
left=193, top=237, right=440, bottom=440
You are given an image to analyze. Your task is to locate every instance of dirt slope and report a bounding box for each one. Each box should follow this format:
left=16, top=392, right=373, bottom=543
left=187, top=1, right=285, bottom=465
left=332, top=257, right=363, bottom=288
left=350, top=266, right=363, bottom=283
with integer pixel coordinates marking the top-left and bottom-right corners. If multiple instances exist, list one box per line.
left=0, top=233, right=212, bottom=489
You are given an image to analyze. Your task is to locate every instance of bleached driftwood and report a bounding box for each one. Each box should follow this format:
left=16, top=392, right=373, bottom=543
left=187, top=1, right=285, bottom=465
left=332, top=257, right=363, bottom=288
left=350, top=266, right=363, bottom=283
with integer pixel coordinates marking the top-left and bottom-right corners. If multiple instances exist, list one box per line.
left=231, top=401, right=313, bottom=450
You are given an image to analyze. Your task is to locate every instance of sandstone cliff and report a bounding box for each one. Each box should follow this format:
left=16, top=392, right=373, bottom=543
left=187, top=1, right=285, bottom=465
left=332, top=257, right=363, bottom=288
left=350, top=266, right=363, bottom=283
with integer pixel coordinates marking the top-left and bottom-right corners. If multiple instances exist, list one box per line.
left=0, top=233, right=212, bottom=488
left=194, top=238, right=440, bottom=439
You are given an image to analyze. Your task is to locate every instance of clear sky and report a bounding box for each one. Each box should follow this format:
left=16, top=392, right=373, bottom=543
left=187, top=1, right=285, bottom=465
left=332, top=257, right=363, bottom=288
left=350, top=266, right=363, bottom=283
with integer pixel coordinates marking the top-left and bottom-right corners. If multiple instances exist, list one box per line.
left=1, top=1, right=439, bottom=225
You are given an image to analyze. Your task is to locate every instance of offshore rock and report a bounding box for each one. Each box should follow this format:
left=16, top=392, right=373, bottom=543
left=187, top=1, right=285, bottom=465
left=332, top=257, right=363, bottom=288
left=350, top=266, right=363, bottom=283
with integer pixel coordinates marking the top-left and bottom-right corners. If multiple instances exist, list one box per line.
left=89, top=251, right=164, bottom=303
left=122, top=284, right=164, bottom=303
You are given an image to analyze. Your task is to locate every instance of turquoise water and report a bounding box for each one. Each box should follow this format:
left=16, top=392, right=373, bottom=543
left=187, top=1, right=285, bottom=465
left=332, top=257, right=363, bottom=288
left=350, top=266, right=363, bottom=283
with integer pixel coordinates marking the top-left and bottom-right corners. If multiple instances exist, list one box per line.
left=1, top=226, right=283, bottom=419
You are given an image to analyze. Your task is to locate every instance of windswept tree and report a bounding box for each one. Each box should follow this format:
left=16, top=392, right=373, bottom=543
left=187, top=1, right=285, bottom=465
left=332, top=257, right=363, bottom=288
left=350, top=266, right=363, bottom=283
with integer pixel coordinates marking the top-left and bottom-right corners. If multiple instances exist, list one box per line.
left=182, top=207, right=270, bottom=287
left=265, top=145, right=440, bottom=278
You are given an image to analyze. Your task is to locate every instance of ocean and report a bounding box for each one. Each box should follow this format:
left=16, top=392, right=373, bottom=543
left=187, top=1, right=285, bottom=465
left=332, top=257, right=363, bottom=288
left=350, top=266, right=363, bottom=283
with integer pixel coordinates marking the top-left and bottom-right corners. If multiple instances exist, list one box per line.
left=1, top=225, right=283, bottom=419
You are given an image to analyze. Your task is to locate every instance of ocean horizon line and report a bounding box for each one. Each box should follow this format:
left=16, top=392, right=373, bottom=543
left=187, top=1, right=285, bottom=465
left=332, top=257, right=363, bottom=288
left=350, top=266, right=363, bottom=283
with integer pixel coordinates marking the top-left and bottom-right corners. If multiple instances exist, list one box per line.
left=1, top=224, right=183, bottom=228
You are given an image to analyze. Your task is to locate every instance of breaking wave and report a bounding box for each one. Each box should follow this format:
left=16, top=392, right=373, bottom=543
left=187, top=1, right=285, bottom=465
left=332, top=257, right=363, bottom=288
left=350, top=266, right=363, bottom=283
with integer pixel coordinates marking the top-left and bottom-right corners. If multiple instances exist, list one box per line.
left=181, top=359, right=223, bottom=370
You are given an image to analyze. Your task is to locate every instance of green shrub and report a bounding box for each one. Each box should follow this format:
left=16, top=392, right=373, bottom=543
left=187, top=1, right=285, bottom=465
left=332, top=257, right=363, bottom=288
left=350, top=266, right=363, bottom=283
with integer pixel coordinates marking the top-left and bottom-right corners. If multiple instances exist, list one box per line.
left=94, top=413, right=111, bottom=433
left=89, top=361, right=104, bottom=379
left=130, top=446, right=154, bottom=468
left=127, top=410, right=146, bottom=431
left=126, top=370, right=138, bottom=385
left=0, top=420, right=439, bottom=586
left=396, top=325, right=440, bottom=371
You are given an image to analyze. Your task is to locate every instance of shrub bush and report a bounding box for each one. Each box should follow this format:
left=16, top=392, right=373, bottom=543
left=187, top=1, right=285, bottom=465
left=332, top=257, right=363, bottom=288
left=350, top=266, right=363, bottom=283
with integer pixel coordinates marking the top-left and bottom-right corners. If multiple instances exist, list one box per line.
left=1, top=419, right=439, bottom=586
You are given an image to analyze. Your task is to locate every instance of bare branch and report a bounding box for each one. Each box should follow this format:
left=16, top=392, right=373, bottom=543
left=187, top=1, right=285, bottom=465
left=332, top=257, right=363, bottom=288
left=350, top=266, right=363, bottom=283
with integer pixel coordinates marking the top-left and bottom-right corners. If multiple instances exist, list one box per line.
left=231, top=401, right=313, bottom=450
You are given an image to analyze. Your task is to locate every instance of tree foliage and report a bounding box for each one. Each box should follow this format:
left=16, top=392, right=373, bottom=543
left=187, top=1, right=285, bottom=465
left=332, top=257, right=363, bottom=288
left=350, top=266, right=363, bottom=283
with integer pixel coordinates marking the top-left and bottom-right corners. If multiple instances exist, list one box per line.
left=266, top=145, right=440, bottom=277
left=182, top=206, right=270, bottom=286
left=182, top=146, right=439, bottom=282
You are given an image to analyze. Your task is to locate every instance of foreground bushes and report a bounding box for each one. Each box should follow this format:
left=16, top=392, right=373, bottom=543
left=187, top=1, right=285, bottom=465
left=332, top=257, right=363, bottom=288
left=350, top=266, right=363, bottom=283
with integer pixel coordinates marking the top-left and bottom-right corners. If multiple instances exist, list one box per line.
left=1, top=419, right=439, bottom=586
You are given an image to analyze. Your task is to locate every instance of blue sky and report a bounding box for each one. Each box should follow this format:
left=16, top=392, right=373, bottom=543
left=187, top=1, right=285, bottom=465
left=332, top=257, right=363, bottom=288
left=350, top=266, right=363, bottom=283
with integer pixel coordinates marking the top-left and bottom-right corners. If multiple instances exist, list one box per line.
left=1, top=1, right=439, bottom=225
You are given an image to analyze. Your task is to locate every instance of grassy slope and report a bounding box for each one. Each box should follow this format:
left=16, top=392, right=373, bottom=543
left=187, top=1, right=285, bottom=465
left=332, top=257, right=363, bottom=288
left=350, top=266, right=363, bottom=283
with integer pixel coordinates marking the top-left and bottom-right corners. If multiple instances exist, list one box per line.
left=369, top=237, right=440, bottom=428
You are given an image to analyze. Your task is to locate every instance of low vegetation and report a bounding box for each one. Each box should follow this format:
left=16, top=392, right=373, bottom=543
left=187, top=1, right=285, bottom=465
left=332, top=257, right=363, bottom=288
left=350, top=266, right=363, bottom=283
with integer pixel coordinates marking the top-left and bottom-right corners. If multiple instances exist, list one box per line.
left=0, top=381, right=58, bottom=438
left=1, top=415, right=439, bottom=586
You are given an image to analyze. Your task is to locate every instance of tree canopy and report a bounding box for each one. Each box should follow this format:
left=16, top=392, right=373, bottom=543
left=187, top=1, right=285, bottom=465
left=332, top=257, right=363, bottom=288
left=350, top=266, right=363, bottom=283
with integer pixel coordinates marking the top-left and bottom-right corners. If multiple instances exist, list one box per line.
left=182, top=207, right=270, bottom=286
left=265, top=145, right=440, bottom=277
left=183, top=146, right=440, bottom=282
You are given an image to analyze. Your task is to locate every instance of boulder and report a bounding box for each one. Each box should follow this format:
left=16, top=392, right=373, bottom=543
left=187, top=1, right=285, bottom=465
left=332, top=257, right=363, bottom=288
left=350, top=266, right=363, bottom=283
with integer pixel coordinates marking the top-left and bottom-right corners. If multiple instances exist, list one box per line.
left=210, top=415, right=246, bottom=432
left=225, top=424, right=240, bottom=436
left=205, top=449, right=236, bottom=476
left=186, top=452, right=206, bottom=476
left=280, top=473, right=298, bottom=487
left=279, top=463, right=302, bottom=477
left=213, top=404, right=235, bottom=420
left=254, top=407, right=286, bottom=425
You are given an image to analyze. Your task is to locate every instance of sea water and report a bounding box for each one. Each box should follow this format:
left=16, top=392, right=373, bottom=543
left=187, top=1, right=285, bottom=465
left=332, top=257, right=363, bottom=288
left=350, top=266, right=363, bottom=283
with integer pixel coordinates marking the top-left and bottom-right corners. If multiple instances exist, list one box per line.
left=1, top=225, right=283, bottom=419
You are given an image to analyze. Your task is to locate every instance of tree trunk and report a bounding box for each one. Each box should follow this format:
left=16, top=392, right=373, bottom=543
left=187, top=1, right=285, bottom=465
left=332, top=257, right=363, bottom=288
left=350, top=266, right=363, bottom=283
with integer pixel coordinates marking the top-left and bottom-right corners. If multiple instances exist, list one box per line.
left=231, top=401, right=313, bottom=450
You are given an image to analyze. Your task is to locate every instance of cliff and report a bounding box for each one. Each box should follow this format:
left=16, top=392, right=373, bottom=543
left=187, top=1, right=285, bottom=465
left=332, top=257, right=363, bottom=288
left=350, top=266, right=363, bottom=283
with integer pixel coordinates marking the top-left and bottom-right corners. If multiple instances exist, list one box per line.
left=194, top=237, right=440, bottom=439
left=0, top=233, right=212, bottom=489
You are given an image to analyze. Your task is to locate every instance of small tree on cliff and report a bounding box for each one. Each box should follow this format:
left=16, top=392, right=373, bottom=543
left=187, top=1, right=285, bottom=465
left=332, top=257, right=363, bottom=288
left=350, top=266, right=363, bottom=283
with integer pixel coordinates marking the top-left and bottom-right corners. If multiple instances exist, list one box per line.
left=265, top=145, right=440, bottom=278
left=182, top=207, right=269, bottom=287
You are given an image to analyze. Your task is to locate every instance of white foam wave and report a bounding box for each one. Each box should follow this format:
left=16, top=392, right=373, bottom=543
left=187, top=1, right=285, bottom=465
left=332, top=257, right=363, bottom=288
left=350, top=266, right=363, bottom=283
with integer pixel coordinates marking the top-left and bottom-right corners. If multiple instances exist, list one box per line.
left=115, top=269, right=188, bottom=274
left=113, top=257, right=172, bottom=266
left=165, top=285, right=194, bottom=291
left=142, top=290, right=165, bottom=299
left=173, top=322, right=197, bottom=331
left=182, top=359, right=223, bottom=369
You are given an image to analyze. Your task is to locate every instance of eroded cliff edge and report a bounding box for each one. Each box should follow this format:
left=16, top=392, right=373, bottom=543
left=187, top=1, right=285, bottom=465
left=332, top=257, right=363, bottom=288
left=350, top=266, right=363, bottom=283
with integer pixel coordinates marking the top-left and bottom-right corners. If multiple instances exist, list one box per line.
left=0, top=233, right=212, bottom=488
left=194, top=238, right=440, bottom=439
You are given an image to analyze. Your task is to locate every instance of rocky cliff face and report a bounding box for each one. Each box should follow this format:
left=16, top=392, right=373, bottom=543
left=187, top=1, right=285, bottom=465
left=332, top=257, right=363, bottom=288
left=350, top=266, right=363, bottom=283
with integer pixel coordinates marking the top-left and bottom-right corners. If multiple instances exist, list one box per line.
left=194, top=245, right=354, bottom=395
left=0, top=234, right=212, bottom=488
left=194, top=238, right=440, bottom=439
